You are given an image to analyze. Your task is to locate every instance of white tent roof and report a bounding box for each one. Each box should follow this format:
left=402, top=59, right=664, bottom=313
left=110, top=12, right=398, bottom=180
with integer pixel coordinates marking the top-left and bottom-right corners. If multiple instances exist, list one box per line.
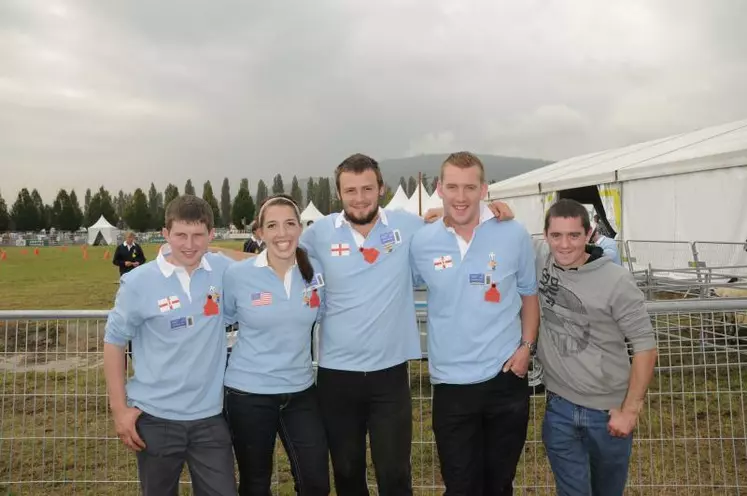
left=300, top=201, right=324, bottom=223
left=385, top=185, right=410, bottom=210
left=89, top=215, right=117, bottom=229
left=489, top=119, right=747, bottom=199
left=87, top=215, right=119, bottom=245
left=403, top=183, right=428, bottom=215
left=422, top=189, right=443, bottom=212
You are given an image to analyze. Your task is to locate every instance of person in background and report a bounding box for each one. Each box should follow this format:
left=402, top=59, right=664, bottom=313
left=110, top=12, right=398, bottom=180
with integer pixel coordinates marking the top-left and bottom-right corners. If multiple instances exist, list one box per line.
left=242, top=221, right=265, bottom=254
left=223, top=194, right=330, bottom=496
left=103, top=195, right=238, bottom=496
left=409, top=152, right=539, bottom=495
left=592, top=214, right=613, bottom=238
left=537, top=199, right=657, bottom=496
left=113, top=231, right=146, bottom=276
left=591, top=225, right=622, bottom=265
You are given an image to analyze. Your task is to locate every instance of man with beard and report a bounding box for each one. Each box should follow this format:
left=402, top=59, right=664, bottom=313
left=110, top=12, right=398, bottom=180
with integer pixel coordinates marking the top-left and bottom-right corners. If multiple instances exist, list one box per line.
left=300, top=153, right=511, bottom=495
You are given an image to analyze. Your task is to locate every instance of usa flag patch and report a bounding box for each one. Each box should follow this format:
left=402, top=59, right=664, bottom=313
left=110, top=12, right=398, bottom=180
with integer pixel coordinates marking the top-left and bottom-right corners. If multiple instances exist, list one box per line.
left=251, top=292, right=272, bottom=306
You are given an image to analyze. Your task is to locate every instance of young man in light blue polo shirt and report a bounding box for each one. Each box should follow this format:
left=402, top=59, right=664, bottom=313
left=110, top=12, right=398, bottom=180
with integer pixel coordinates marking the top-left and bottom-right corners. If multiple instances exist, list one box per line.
left=410, top=152, right=540, bottom=496
left=103, top=195, right=239, bottom=496
left=299, top=154, right=424, bottom=495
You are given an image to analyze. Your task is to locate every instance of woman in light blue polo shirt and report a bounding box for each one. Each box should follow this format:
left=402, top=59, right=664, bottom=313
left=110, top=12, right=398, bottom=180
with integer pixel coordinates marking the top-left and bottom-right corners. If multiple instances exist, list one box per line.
left=222, top=195, right=329, bottom=496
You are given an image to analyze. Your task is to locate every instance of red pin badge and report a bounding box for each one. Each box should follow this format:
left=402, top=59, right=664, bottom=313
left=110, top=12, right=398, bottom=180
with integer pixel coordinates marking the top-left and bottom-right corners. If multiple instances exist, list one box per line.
left=360, top=247, right=379, bottom=264
left=485, top=283, right=501, bottom=303
left=309, top=289, right=320, bottom=308
left=203, top=294, right=220, bottom=316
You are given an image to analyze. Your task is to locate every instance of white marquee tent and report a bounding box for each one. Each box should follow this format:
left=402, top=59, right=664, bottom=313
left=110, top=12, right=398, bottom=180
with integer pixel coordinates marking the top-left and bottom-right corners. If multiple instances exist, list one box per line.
left=300, top=201, right=324, bottom=227
left=385, top=185, right=410, bottom=211
left=87, top=215, right=120, bottom=245
left=402, top=183, right=429, bottom=215
left=487, top=119, right=747, bottom=243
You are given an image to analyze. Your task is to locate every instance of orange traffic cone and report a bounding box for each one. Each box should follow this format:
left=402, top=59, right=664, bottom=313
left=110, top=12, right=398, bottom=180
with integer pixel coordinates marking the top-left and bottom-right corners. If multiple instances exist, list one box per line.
left=0, top=251, right=6, bottom=260
left=103, top=250, right=110, bottom=260
left=34, top=247, right=40, bottom=256
left=82, top=249, right=89, bottom=260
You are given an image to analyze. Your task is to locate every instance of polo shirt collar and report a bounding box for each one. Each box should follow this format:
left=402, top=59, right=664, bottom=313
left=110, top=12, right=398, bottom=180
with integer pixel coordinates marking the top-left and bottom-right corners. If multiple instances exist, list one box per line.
left=156, top=244, right=212, bottom=277
left=443, top=203, right=494, bottom=233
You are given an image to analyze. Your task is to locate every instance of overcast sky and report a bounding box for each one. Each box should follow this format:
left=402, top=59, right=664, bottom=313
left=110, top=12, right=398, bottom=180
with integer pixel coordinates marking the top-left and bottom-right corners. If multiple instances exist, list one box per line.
left=1, top=0, right=746, bottom=201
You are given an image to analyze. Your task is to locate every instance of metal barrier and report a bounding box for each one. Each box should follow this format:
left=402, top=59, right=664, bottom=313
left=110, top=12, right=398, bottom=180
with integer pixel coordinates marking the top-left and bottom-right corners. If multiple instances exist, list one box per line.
left=2, top=300, right=747, bottom=495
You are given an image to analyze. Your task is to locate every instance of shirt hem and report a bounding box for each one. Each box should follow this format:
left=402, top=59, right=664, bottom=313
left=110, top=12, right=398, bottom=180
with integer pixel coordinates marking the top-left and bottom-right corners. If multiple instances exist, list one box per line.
left=223, top=378, right=314, bottom=395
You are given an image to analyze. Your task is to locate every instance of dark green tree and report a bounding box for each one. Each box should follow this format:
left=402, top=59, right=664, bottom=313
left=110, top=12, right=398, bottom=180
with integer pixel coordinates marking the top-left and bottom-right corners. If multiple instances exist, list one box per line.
left=184, top=179, right=196, bottom=196
left=84, top=188, right=92, bottom=220
left=69, top=190, right=84, bottom=230
left=124, top=188, right=151, bottom=232
left=87, top=186, right=119, bottom=227
left=271, top=174, right=285, bottom=195
left=220, top=178, right=232, bottom=227
left=231, top=179, right=255, bottom=230
left=380, top=184, right=393, bottom=207
left=202, top=181, right=221, bottom=227
left=290, top=176, right=303, bottom=206
left=305, top=178, right=316, bottom=207
left=399, top=176, right=407, bottom=192
left=10, top=188, right=40, bottom=231
left=148, top=183, right=165, bottom=229
left=0, top=194, right=10, bottom=232
left=256, top=180, right=269, bottom=207
left=164, top=183, right=179, bottom=207
left=407, top=176, right=417, bottom=197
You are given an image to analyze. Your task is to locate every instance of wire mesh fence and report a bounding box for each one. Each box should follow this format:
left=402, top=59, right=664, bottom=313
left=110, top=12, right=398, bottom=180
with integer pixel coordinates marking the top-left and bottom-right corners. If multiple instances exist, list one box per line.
left=1, top=300, right=746, bottom=495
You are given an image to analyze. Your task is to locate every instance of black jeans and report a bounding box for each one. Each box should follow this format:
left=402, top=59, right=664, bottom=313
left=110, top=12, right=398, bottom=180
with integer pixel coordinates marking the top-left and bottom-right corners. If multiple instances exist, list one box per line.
left=432, top=370, right=530, bottom=496
left=135, top=412, right=237, bottom=496
left=225, top=385, right=330, bottom=496
left=316, top=362, right=413, bottom=496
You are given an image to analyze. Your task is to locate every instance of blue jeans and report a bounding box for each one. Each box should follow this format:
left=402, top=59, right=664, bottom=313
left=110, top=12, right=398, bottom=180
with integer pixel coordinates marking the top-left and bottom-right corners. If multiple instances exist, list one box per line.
left=542, top=391, right=633, bottom=496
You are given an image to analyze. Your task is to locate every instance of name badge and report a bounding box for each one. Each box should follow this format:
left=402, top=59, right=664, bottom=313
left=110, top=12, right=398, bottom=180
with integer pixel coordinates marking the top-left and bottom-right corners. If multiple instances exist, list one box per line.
left=468, top=273, right=492, bottom=285
left=170, top=316, right=194, bottom=330
left=303, top=273, right=325, bottom=295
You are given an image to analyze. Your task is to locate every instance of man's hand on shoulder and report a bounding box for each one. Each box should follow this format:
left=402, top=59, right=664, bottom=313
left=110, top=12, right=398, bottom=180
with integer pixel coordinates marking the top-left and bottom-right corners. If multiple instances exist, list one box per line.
left=423, top=208, right=443, bottom=224
left=488, top=200, right=514, bottom=221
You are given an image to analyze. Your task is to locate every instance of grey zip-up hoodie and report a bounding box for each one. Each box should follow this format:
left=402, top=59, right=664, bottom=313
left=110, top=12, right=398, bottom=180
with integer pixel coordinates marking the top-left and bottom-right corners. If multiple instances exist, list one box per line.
left=534, top=241, right=656, bottom=411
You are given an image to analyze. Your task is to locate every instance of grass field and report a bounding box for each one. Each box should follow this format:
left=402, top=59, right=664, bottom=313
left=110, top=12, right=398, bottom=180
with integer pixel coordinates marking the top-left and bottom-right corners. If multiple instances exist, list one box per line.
left=2, top=244, right=747, bottom=494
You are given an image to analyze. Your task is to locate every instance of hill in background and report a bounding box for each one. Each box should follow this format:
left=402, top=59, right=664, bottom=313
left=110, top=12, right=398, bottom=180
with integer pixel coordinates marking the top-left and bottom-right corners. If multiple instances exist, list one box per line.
left=377, top=153, right=551, bottom=188
left=297, top=153, right=551, bottom=198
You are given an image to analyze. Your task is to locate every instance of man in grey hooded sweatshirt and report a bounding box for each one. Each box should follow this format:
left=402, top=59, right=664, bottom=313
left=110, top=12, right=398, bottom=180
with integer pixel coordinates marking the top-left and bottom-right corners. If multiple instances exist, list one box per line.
left=535, top=199, right=657, bottom=496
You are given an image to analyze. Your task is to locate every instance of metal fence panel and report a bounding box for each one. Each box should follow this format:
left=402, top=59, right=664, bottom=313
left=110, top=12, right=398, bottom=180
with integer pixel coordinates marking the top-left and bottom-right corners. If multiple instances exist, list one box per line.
left=2, top=301, right=746, bottom=495
left=694, top=242, right=747, bottom=278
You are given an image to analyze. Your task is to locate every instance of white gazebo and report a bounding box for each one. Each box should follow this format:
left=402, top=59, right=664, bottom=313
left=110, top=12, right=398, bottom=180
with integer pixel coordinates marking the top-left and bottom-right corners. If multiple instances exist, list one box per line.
left=403, top=182, right=429, bottom=216
left=87, top=215, right=120, bottom=245
left=300, top=201, right=324, bottom=227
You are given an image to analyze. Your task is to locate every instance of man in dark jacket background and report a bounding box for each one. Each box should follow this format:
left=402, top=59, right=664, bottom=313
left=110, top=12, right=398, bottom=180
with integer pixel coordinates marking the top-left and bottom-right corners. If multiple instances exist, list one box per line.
left=113, top=231, right=146, bottom=276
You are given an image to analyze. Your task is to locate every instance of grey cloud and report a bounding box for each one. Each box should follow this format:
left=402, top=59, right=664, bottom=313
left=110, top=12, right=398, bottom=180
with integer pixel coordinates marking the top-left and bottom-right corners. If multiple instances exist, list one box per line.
left=1, top=0, right=746, bottom=202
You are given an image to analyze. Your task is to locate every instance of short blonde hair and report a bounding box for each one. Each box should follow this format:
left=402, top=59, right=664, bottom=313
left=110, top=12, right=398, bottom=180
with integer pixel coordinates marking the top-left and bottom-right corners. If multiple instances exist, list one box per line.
left=440, top=151, right=485, bottom=183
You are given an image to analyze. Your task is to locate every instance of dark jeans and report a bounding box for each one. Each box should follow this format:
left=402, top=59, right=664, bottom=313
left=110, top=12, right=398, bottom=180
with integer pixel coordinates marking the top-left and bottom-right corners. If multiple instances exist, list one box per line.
left=134, top=412, right=237, bottom=496
left=432, top=370, right=530, bottom=496
left=316, top=362, right=413, bottom=496
left=542, top=391, right=633, bottom=496
left=224, top=385, right=330, bottom=496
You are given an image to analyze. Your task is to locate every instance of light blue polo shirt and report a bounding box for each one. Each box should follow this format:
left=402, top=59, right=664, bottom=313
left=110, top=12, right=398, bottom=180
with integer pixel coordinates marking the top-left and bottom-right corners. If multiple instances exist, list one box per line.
left=596, top=235, right=622, bottom=265
left=223, top=250, right=324, bottom=394
left=104, top=246, right=233, bottom=421
left=410, top=205, right=538, bottom=384
left=299, top=208, right=424, bottom=372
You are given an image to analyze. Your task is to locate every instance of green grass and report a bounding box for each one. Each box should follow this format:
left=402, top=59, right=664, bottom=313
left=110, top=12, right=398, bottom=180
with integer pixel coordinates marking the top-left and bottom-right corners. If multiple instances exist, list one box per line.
left=2, top=244, right=747, bottom=494
left=0, top=242, right=244, bottom=310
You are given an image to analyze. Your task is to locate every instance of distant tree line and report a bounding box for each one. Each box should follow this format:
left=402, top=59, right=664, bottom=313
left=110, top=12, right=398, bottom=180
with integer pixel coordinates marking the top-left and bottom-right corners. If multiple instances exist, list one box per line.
left=0, top=173, right=434, bottom=233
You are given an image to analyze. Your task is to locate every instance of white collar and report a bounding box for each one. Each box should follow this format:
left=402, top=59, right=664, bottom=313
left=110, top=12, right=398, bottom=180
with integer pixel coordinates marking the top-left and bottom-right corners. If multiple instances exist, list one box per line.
left=156, top=244, right=212, bottom=277
left=253, top=249, right=297, bottom=270
left=444, top=203, right=494, bottom=233
left=334, top=207, right=389, bottom=229
left=123, top=242, right=134, bottom=248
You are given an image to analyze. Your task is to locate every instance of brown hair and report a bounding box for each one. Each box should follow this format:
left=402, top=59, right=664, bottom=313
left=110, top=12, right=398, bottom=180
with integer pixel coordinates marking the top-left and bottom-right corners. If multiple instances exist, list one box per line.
left=257, top=194, right=314, bottom=284
left=164, top=194, right=214, bottom=231
left=440, top=151, right=485, bottom=183
left=334, top=153, right=384, bottom=193
left=544, top=199, right=592, bottom=233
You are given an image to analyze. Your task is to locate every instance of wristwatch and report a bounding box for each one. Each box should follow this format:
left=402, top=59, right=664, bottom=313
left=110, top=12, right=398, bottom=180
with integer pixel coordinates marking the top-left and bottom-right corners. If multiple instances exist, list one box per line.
left=520, top=340, right=537, bottom=356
